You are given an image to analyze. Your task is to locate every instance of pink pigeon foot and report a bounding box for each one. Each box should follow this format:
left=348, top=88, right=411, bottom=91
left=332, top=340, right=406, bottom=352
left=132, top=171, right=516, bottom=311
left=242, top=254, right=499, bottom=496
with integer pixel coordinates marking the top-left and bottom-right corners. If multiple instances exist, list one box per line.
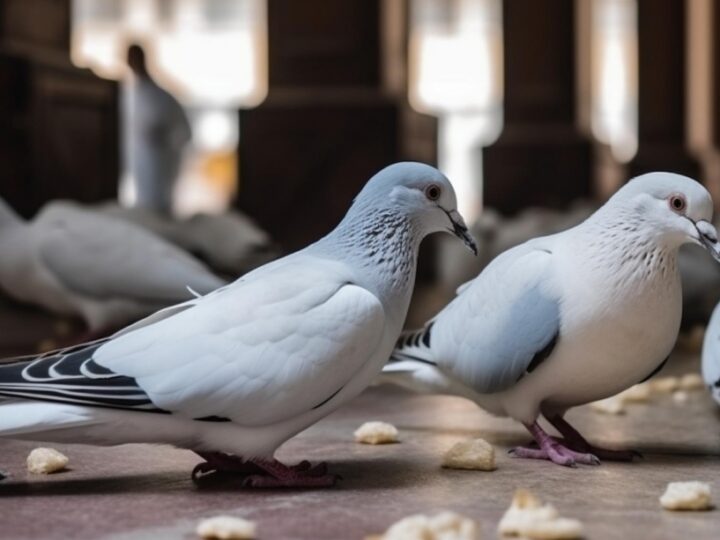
left=549, top=415, right=642, bottom=462
left=192, top=453, right=336, bottom=488
left=240, top=458, right=339, bottom=488
left=509, top=421, right=600, bottom=467
left=192, top=452, right=263, bottom=482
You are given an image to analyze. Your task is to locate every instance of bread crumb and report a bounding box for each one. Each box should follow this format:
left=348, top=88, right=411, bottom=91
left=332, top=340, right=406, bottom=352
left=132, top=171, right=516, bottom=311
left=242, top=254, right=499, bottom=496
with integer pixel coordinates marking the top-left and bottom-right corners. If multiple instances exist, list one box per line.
left=660, top=481, right=713, bottom=511
left=376, top=511, right=479, bottom=540
left=196, top=515, right=257, bottom=539
left=678, top=373, right=705, bottom=391
left=649, top=376, right=679, bottom=394
left=442, top=438, right=496, bottom=471
left=672, top=390, right=689, bottom=404
left=498, top=489, right=583, bottom=539
left=589, top=395, right=625, bottom=415
left=26, top=447, right=68, bottom=474
left=619, top=382, right=652, bottom=402
left=354, top=421, right=399, bottom=445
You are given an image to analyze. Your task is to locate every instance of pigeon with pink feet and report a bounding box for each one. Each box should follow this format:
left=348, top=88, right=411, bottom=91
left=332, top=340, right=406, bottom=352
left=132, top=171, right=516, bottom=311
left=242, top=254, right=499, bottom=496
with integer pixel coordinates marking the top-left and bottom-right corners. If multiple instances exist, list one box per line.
left=0, top=162, right=476, bottom=487
left=382, top=172, right=720, bottom=467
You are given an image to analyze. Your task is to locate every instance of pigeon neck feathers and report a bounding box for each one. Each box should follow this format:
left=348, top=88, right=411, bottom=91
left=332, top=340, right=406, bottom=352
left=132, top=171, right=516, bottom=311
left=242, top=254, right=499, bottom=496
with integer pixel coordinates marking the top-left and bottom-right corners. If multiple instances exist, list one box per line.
left=312, top=205, right=422, bottom=306
left=576, top=203, right=679, bottom=289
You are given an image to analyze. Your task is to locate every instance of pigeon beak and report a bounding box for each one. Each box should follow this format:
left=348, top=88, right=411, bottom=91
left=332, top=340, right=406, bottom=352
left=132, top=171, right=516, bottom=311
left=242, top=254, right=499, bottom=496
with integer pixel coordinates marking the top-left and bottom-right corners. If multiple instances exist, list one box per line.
left=446, top=209, right=478, bottom=256
left=695, top=220, right=720, bottom=262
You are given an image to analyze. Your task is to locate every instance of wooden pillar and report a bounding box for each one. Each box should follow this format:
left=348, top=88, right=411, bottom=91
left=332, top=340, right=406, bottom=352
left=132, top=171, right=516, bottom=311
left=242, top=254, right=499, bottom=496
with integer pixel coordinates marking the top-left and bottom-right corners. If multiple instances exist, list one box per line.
left=238, top=0, right=403, bottom=252
left=0, top=0, right=119, bottom=218
left=628, top=0, right=699, bottom=178
left=483, top=0, right=592, bottom=214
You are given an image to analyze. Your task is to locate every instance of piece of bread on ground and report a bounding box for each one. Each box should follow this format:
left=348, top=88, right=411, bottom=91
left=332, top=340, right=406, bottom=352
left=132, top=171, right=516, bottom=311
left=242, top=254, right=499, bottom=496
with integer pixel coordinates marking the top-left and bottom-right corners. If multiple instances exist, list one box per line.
left=196, top=515, right=257, bottom=539
left=660, top=482, right=713, bottom=511
left=498, top=489, right=583, bottom=539
left=374, top=511, right=479, bottom=540
left=442, top=438, right=496, bottom=471
left=354, top=421, right=399, bottom=445
left=26, top=448, right=69, bottom=474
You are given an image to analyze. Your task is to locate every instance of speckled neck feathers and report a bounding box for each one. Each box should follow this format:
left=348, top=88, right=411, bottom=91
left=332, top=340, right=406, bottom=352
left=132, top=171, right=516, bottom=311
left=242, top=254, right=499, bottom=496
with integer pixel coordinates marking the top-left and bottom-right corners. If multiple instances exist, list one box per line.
left=312, top=206, right=423, bottom=306
left=579, top=206, right=679, bottom=290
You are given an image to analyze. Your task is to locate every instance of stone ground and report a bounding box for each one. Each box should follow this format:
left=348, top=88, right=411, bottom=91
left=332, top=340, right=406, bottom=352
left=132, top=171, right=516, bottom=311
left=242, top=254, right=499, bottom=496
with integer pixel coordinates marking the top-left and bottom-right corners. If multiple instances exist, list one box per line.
left=0, top=351, right=718, bottom=540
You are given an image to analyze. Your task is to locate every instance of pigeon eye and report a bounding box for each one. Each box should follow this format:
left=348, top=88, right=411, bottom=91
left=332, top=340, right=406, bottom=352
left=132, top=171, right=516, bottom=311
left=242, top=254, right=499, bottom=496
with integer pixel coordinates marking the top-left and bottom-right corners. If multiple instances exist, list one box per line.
left=669, top=195, right=686, bottom=213
left=425, top=184, right=441, bottom=201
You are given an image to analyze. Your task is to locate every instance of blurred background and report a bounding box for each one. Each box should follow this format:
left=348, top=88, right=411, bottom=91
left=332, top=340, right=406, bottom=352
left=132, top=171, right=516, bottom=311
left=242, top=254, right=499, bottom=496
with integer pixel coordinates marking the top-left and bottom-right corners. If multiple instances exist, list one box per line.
left=0, top=0, right=719, bottom=353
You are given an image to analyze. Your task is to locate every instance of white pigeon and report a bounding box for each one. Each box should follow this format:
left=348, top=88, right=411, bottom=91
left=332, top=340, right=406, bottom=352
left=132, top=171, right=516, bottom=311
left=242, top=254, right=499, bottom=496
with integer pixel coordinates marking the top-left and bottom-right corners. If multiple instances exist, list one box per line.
left=0, top=199, right=226, bottom=335
left=383, top=172, right=720, bottom=467
left=93, top=202, right=278, bottom=275
left=0, top=162, right=476, bottom=487
left=701, top=303, right=720, bottom=405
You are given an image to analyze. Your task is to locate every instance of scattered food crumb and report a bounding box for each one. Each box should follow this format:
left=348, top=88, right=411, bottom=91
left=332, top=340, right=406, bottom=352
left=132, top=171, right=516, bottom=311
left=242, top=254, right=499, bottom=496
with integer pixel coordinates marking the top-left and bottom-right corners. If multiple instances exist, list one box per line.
left=619, top=382, right=652, bottom=402
left=196, top=515, right=257, bottom=539
left=589, top=395, right=625, bottom=415
left=442, top=438, right=496, bottom=471
left=660, top=481, right=713, bottom=511
left=649, top=376, right=679, bottom=394
left=26, top=447, right=69, bottom=474
left=678, top=373, right=705, bottom=391
left=373, top=511, right=480, bottom=540
left=590, top=374, right=703, bottom=414
left=498, top=489, right=583, bottom=539
left=354, top=421, right=399, bottom=445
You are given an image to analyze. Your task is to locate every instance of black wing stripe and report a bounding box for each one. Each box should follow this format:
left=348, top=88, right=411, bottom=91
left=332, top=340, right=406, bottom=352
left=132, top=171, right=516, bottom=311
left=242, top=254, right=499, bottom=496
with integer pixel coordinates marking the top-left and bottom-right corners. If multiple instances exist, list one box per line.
left=0, top=343, right=166, bottom=413
left=0, top=389, right=158, bottom=409
left=389, top=351, right=438, bottom=366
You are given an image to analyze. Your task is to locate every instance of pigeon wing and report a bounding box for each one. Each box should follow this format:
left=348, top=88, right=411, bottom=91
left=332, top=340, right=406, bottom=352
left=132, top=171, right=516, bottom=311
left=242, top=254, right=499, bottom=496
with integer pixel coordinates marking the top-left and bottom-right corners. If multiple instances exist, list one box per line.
left=433, top=243, right=561, bottom=393
left=37, top=204, right=225, bottom=303
left=94, top=256, right=387, bottom=425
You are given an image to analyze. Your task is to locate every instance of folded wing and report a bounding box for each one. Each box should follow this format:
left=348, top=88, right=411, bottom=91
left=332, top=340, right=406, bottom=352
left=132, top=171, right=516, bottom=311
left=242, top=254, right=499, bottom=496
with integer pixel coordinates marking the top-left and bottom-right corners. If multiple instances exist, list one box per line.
left=433, top=243, right=561, bottom=393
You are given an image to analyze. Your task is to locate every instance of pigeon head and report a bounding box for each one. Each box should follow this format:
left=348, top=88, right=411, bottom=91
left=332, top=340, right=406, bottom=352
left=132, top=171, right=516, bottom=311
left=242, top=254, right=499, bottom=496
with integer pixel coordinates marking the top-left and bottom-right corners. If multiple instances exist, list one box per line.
left=612, top=172, right=720, bottom=260
left=352, top=162, right=477, bottom=254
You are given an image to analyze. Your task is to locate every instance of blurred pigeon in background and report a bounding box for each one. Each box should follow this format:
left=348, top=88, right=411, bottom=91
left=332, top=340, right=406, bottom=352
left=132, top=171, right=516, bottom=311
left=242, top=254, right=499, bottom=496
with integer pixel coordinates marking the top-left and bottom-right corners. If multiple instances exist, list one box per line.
left=384, top=172, right=720, bottom=467
left=0, top=198, right=226, bottom=338
left=94, top=202, right=278, bottom=276
left=0, top=162, right=476, bottom=488
left=701, top=302, right=720, bottom=405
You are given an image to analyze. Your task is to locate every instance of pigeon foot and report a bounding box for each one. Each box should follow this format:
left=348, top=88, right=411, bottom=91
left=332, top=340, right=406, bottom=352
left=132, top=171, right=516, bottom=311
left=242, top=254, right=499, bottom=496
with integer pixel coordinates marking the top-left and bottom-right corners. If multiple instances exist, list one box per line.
left=549, top=415, right=642, bottom=462
left=241, top=458, right=339, bottom=488
left=192, top=451, right=262, bottom=483
left=510, top=420, right=600, bottom=467
left=192, top=453, right=335, bottom=487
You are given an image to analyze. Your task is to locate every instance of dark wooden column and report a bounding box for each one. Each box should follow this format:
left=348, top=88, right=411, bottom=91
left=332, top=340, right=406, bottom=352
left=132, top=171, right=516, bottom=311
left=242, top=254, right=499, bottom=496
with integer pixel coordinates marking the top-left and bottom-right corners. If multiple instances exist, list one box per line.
left=629, top=0, right=699, bottom=179
left=0, top=0, right=119, bottom=218
left=483, top=0, right=592, bottom=214
left=707, top=0, right=720, bottom=205
left=238, top=0, right=401, bottom=252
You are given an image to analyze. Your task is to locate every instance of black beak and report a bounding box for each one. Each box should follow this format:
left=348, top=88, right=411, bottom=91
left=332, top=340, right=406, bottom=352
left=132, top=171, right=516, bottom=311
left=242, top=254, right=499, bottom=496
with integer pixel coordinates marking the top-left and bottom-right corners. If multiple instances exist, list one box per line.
left=444, top=208, right=478, bottom=255
left=695, top=219, right=720, bottom=262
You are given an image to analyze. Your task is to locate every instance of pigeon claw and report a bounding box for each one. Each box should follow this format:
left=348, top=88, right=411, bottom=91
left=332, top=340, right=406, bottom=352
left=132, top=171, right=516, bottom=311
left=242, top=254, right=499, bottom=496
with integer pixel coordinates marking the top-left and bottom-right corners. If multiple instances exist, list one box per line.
left=240, top=472, right=339, bottom=489
left=242, top=458, right=339, bottom=489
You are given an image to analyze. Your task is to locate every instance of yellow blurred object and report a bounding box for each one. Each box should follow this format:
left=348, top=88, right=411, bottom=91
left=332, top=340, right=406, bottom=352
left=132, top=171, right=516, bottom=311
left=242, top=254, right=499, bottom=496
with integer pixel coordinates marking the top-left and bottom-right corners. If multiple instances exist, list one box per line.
left=201, top=152, right=238, bottom=198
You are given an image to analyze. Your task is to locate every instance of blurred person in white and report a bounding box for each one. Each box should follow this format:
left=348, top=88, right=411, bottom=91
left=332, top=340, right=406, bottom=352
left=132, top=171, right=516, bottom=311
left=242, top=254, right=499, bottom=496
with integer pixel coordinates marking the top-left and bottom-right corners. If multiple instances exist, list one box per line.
left=123, top=44, right=191, bottom=215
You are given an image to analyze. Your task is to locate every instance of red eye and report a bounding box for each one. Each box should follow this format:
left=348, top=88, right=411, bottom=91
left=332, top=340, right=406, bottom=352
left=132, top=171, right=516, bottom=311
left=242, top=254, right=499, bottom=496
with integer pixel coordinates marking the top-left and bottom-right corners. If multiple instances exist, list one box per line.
left=425, top=184, right=441, bottom=201
left=669, top=195, right=686, bottom=213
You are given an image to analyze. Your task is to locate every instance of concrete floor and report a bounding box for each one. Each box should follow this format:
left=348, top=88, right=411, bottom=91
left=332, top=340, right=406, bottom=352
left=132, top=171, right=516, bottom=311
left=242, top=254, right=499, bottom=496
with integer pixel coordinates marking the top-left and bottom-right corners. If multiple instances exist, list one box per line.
left=1, top=356, right=719, bottom=540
